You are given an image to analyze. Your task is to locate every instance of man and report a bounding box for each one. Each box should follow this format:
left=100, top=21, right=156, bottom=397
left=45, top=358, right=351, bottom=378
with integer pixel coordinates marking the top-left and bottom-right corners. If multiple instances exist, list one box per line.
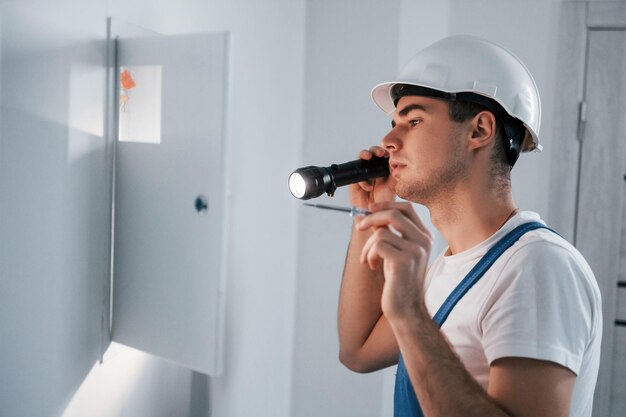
left=338, top=36, right=602, bottom=417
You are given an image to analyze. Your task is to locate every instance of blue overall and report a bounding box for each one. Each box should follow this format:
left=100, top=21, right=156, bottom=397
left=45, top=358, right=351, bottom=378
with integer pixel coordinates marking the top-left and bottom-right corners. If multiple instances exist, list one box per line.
left=393, top=221, right=553, bottom=417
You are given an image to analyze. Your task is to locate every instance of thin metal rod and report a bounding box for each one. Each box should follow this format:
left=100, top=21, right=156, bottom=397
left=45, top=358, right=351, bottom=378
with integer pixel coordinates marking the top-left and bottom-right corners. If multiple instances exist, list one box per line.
left=108, top=33, right=120, bottom=346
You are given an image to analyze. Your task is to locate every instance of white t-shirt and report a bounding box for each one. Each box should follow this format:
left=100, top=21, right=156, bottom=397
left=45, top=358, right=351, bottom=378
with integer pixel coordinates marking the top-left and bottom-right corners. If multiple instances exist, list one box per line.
left=423, top=211, right=602, bottom=417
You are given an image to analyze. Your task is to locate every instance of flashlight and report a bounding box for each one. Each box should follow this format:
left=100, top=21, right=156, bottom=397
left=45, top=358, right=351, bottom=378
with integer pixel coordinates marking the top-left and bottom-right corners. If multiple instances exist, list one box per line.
left=288, top=156, right=390, bottom=200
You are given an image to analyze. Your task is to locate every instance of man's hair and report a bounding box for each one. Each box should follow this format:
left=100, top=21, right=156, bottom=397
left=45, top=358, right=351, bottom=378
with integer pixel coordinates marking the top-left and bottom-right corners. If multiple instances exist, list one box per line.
left=447, top=100, right=511, bottom=182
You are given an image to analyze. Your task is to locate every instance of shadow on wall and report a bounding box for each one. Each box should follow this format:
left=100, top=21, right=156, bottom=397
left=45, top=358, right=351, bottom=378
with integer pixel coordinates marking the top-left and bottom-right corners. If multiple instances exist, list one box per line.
left=0, top=101, right=107, bottom=416
left=0, top=21, right=110, bottom=412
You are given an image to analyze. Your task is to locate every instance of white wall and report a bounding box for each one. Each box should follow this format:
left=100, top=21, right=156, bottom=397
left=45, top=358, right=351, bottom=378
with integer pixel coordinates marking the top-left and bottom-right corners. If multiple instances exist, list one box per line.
left=0, top=0, right=305, bottom=416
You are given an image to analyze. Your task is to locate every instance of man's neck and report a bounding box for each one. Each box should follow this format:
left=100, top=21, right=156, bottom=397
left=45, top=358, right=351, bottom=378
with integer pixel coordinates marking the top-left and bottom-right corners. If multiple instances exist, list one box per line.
left=428, top=184, right=517, bottom=256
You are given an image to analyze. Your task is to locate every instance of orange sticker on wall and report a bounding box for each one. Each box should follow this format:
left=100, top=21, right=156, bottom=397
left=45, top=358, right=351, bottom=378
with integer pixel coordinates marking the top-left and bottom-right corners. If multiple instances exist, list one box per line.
left=120, top=68, right=136, bottom=90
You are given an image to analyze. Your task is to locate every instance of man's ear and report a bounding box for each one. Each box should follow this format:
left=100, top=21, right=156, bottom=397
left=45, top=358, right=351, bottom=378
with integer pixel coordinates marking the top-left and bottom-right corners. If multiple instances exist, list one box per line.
left=467, top=110, right=497, bottom=150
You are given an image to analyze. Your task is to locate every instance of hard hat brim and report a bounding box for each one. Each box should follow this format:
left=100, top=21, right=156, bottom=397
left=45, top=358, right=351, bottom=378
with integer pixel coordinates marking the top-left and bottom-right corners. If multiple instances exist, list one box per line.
left=371, top=81, right=541, bottom=153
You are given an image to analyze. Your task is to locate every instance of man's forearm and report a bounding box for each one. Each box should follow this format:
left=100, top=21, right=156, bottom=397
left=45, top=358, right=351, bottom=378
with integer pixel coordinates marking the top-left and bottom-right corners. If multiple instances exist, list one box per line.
left=337, top=224, right=386, bottom=364
left=390, top=311, right=509, bottom=417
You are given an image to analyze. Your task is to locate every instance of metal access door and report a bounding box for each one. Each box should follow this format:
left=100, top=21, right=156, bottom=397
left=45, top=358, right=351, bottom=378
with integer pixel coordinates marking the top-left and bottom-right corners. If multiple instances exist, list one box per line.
left=110, top=22, right=229, bottom=375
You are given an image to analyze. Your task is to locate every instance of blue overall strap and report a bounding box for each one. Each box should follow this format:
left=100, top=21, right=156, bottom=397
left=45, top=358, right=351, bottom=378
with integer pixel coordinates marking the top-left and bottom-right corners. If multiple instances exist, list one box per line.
left=394, top=221, right=553, bottom=417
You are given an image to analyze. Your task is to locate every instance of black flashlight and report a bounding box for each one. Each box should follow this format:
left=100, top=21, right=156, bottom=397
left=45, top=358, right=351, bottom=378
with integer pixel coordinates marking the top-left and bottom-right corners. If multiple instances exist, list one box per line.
left=288, top=156, right=390, bottom=200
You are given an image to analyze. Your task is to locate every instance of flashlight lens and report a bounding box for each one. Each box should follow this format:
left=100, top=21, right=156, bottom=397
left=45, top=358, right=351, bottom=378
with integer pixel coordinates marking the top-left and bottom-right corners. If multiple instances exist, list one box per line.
left=289, top=172, right=307, bottom=199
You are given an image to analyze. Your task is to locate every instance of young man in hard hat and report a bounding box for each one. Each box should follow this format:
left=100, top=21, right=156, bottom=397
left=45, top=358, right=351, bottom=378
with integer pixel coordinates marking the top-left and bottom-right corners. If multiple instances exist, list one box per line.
left=338, top=36, right=602, bottom=417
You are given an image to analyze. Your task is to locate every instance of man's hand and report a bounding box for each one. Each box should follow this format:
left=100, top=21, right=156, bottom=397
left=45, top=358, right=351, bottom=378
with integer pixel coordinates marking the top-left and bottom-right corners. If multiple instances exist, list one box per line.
left=349, top=146, right=397, bottom=210
left=355, top=201, right=433, bottom=322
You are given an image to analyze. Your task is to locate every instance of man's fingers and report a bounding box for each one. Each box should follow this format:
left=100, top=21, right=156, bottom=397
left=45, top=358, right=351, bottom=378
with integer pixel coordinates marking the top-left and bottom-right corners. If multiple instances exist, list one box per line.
left=358, top=147, right=389, bottom=160
left=365, top=241, right=398, bottom=271
left=360, top=228, right=405, bottom=268
left=356, top=208, right=432, bottom=249
left=356, top=148, right=384, bottom=192
left=370, top=201, right=433, bottom=239
left=350, top=147, right=394, bottom=207
left=368, top=146, right=389, bottom=158
left=358, top=149, right=374, bottom=160
left=354, top=179, right=373, bottom=192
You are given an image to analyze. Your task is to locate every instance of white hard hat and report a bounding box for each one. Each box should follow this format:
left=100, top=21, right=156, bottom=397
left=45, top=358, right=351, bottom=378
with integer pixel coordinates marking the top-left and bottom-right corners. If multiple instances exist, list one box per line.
left=371, top=35, right=542, bottom=157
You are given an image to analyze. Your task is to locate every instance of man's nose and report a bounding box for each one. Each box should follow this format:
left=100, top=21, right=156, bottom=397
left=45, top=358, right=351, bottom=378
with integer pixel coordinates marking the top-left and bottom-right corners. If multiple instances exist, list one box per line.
left=381, top=128, right=401, bottom=152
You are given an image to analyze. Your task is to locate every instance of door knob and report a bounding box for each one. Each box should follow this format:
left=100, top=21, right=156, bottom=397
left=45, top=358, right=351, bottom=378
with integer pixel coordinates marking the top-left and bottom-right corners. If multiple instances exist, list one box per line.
left=195, top=194, right=208, bottom=215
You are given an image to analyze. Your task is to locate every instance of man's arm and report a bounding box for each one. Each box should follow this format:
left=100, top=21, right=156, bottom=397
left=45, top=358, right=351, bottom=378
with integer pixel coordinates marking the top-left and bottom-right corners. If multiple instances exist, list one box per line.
left=337, top=223, right=399, bottom=373
left=489, top=357, right=576, bottom=417
left=391, top=311, right=575, bottom=417
left=337, top=147, right=399, bottom=373
left=359, top=203, right=576, bottom=417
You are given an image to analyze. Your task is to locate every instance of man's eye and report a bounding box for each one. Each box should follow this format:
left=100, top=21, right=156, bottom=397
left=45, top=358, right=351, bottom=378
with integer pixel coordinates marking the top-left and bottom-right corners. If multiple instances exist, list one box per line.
left=409, top=119, right=422, bottom=127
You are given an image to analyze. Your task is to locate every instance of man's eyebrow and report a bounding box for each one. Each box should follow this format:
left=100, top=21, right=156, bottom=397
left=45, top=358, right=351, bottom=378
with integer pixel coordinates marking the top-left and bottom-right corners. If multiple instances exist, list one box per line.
left=392, top=103, right=429, bottom=127
left=398, top=103, right=429, bottom=116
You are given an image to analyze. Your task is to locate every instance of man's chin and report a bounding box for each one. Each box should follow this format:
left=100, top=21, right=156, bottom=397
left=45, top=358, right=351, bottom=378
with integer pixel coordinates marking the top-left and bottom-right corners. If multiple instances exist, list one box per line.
left=394, top=183, right=415, bottom=202
left=394, top=182, right=429, bottom=205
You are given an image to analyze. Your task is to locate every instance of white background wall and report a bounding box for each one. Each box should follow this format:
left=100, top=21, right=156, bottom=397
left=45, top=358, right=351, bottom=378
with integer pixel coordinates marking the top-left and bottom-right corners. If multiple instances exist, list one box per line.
left=0, top=1, right=583, bottom=417
left=0, top=0, right=305, bottom=416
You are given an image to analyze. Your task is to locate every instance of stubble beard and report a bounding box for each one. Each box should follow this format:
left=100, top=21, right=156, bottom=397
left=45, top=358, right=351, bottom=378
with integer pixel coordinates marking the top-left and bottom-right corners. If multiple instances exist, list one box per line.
left=393, top=144, right=468, bottom=207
